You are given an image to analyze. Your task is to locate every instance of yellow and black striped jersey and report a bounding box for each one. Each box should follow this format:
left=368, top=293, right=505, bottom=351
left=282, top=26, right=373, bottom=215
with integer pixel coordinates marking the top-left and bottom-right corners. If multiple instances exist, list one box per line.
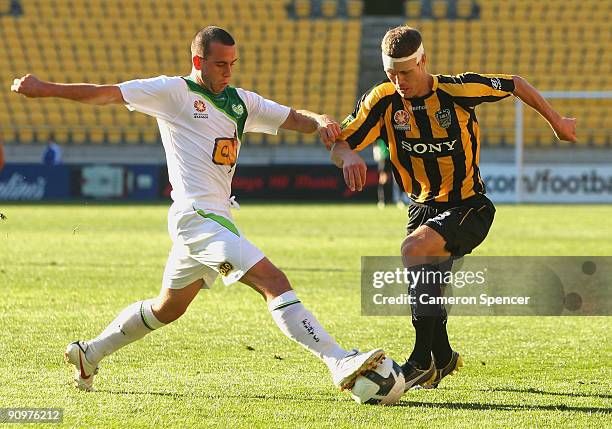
left=340, top=73, right=515, bottom=205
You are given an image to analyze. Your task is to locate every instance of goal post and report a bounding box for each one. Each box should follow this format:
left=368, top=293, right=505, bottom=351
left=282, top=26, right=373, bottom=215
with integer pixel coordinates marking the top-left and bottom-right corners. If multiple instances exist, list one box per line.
left=514, top=91, right=612, bottom=203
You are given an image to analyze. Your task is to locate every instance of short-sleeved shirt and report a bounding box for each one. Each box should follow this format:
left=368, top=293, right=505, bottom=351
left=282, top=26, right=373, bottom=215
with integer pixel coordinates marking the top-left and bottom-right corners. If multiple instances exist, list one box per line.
left=119, top=76, right=290, bottom=214
left=340, top=73, right=515, bottom=205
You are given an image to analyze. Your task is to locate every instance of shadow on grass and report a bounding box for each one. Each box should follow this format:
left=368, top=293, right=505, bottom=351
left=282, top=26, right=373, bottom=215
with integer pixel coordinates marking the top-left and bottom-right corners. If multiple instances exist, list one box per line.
left=97, top=390, right=611, bottom=413
left=394, top=400, right=611, bottom=414
left=97, top=390, right=339, bottom=403
left=477, top=387, right=612, bottom=400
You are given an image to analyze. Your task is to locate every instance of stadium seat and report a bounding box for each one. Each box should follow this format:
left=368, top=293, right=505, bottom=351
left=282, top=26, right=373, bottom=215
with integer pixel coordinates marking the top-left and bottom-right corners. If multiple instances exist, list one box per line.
left=456, top=0, right=473, bottom=18
left=107, top=130, right=123, bottom=145
left=89, top=129, right=105, bottom=145
left=143, top=129, right=160, bottom=145
left=295, top=0, right=311, bottom=18
left=431, top=0, right=448, bottom=19
left=0, top=128, right=15, bottom=143
left=405, top=0, right=422, bottom=18
left=18, top=129, right=35, bottom=144
left=321, top=0, right=337, bottom=18
left=346, top=1, right=364, bottom=18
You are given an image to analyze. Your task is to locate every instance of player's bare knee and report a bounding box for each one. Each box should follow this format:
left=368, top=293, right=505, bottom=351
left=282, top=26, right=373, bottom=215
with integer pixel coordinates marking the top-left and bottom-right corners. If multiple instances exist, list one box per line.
left=152, top=298, right=189, bottom=324
left=401, top=236, right=442, bottom=268
left=401, top=236, right=425, bottom=257
left=245, top=267, right=290, bottom=301
left=262, top=268, right=292, bottom=298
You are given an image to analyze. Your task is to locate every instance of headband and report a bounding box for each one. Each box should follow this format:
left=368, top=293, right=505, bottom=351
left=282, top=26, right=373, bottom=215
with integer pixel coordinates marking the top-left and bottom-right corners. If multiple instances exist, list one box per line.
left=382, top=43, right=425, bottom=70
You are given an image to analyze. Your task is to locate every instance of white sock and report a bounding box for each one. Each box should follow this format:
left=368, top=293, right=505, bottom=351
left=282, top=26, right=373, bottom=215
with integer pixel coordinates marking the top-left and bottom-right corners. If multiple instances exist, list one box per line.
left=85, top=299, right=165, bottom=365
left=268, top=291, right=347, bottom=369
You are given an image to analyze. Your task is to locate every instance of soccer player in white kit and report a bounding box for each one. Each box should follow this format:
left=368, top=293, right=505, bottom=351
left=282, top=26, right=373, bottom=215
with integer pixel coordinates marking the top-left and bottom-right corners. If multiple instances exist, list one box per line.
left=11, top=26, right=384, bottom=393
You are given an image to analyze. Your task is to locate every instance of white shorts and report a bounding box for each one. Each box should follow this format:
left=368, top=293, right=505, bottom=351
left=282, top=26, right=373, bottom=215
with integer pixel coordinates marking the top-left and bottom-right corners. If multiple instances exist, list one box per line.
left=162, top=203, right=265, bottom=289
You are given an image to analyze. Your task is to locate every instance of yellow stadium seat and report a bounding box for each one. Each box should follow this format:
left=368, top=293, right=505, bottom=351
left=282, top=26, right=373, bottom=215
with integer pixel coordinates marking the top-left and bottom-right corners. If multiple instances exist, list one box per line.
left=143, top=129, right=159, bottom=144
left=107, top=130, right=122, bottom=145
left=295, top=0, right=311, bottom=18
left=347, top=0, right=364, bottom=18
left=321, top=1, right=337, bottom=18
left=0, top=128, right=15, bottom=143
left=283, top=131, right=299, bottom=145
left=305, top=133, right=321, bottom=145
left=89, top=129, right=105, bottom=144
left=405, top=0, right=422, bottom=18
left=431, top=0, right=448, bottom=18
left=124, top=130, right=141, bottom=145
left=69, top=130, right=85, bottom=144
left=456, top=0, right=473, bottom=18
left=18, top=129, right=35, bottom=144
left=592, top=133, right=608, bottom=147
left=246, top=133, right=263, bottom=145
left=52, top=130, right=70, bottom=144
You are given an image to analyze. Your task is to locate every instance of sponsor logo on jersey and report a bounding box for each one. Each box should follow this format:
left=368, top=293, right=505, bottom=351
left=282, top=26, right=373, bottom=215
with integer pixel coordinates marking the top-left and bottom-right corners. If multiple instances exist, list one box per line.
left=219, top=261, right=233, bottom=276
left=231, top=104, right=244, bottom=117
left=193, top=100, right=208, bottom=119
left=491, top=77, right=502, bottom=90
left=212, top=135, right=239, bottom=166
left=194, top=100, right=206, bottom=112
left=435, top=109, right=452, bottom=129
left=410, top=105, right=427, bottom=111
left=401, top=139, right=457, bottom=155
left=340, top=114, right=355, bottom=129
left=393, top=110, right=411, bottom=131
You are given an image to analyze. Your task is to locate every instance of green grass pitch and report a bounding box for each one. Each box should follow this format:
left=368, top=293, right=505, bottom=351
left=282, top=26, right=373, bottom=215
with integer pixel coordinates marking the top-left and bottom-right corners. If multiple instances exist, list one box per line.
left=0, top=203, right=610, bottom=428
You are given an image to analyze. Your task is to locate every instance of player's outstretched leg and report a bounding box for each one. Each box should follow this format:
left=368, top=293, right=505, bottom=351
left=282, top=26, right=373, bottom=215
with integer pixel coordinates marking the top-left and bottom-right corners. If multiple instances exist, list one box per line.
left=241, top=257, right=385, bottom=390
left=64, top=280, right=202, bottom=391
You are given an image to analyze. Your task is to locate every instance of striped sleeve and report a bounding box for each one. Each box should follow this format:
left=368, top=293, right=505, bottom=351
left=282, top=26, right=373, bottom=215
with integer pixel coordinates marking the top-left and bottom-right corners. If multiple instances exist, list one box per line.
left=436, top=73, right=515, bottom=108
left=339, top=82, right=393, bottom=151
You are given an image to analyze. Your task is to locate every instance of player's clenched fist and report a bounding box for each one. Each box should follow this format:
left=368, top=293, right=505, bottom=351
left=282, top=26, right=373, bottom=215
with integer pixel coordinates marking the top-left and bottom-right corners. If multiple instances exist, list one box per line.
left=11, top=74, right=46, bottom=97
left=342, top=153, right=367, bottom=192
left=553, top=117, right=577, bottom=143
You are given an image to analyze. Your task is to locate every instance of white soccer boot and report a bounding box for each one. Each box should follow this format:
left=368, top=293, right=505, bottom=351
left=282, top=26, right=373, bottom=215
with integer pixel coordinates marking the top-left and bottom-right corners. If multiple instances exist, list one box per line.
left=331, top=348, right=385, bottom=390
left=64, top=341, right=99, bottom=392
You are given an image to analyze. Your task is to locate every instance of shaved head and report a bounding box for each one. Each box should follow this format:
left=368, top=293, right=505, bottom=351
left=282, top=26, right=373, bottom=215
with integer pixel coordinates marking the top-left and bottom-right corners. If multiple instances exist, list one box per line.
left=191, top=26, right=235, bottom=58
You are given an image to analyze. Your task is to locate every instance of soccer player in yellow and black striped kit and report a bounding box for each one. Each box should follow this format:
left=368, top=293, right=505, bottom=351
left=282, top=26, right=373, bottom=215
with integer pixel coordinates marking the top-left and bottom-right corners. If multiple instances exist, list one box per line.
left=331, top=26, right=577, bottom=391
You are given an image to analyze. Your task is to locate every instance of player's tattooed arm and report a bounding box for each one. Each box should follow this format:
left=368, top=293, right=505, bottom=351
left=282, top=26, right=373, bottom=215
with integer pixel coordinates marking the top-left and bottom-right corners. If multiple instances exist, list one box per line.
left=281, top=109, right=342, bottom=149
left=11, top=74, right=125, bottom=105
left=330, top=141, right=367, bottom=192
left=512, top=75, right=577, bottom=142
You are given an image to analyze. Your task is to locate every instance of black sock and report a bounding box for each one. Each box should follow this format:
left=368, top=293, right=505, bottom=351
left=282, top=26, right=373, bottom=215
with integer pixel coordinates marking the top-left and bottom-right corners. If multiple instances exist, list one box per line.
left=431, top=315, right=452, bottom=368
left=406, top=262, right=447, bottom=369
left=408, top=317, right=435, bottom=368
left=432, top=258, right=454, bottom=368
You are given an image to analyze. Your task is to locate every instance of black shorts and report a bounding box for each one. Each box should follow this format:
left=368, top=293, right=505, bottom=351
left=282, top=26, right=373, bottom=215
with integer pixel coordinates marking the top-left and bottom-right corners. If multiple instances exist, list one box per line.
left=406, top=194, right=496, bottom=257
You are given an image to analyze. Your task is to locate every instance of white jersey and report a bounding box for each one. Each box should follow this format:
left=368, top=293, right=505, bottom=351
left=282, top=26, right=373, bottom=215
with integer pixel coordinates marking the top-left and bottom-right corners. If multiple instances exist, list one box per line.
left=119, top=75, right=290, bottom=214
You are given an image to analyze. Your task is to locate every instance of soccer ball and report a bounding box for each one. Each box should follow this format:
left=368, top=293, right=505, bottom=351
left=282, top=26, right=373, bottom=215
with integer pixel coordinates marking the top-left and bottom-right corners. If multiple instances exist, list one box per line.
left=350, top=357, right=405, bottom=405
